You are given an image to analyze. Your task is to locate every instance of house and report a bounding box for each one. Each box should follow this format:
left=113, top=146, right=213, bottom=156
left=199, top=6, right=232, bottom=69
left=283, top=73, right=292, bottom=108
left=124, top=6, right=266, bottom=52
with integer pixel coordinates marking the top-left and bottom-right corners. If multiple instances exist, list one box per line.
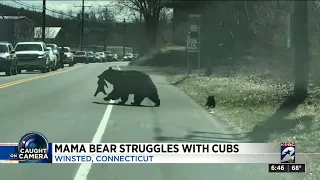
left=34, top=27, right=66, bottom=45
left=0, top=16, right=35, bottom=45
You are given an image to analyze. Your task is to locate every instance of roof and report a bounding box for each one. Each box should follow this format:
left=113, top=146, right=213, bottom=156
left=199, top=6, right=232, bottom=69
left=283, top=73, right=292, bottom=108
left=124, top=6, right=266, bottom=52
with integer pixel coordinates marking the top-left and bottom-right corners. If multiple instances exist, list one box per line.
left=34, top=27, right=62, bottom=39
left=0, top=16, right=34, bottom=23
left=1, top=16, right=25, bottom=20
left=16, top=42, right=44, bottom=45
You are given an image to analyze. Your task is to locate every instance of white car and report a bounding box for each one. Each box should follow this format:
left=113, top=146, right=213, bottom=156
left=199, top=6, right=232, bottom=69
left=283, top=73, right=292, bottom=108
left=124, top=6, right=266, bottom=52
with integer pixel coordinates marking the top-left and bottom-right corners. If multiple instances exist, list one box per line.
left=94, top=52, right=103, bottom=62
left=96, top=52, right=106, bottom=62
left=46, top=47, right=58, bottom=71
left=15, top=41, right=50, bottom=73
left=122, top=53, right=133, bottom=61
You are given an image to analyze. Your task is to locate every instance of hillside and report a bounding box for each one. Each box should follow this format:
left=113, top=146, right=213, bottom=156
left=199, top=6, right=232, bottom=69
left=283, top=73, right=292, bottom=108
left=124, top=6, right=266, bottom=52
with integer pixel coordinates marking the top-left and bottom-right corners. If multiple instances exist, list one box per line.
left=0, top=3, right=113, bottom=46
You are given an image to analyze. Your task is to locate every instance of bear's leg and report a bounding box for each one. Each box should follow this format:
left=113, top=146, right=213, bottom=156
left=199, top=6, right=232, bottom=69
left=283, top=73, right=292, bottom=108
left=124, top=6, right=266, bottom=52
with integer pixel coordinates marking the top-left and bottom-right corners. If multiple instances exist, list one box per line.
left=103, top=95, right=112, bottom=101
left=131, top=95, right=145, bottom=106
left=118, top=94, right=129, bottom=105
left=103, top=91, right=120, bottom=101
left=148, top=93, right=160, bottom=107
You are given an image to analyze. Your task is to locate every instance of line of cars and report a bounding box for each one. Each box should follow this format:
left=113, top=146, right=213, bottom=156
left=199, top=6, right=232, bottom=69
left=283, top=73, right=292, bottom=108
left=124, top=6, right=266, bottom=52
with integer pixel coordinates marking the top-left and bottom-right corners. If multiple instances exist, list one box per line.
left=0, top=40, right=139, bottom=76
left=0, top=41, right=57, bottom=75
left=0, top=41, right=82, bottom=76
left=85, top=51, right=118, bottom=63
left=71, top=50, right=136, bottom=63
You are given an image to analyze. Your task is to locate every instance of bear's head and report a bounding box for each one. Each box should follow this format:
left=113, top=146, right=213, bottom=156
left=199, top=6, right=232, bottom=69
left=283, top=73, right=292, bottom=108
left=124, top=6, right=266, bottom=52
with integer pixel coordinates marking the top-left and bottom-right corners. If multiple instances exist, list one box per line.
left=98, top=67, right=121, bottom=85
left=94, top=67, right=118, bottom=97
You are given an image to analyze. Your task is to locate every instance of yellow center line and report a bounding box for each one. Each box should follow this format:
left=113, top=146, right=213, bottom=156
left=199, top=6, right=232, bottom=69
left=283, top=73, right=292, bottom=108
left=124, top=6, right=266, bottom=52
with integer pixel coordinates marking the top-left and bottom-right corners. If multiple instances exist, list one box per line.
left=0, top=65, right=83, bottom=89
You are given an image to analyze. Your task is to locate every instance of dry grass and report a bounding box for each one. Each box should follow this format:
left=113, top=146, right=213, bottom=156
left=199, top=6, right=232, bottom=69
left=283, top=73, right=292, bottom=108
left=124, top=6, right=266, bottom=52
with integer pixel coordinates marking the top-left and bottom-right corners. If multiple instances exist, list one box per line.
left=167, top=71, right=319, bottom=180
left=131, top=46, right=320, bottom=179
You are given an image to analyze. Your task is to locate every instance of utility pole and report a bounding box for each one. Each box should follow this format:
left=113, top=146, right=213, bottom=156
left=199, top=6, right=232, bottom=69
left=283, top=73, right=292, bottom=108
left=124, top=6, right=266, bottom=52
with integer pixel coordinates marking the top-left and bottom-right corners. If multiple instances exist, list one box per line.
left=74, top=1, right=91, bottom=51
left=122, top=19, right=126, bottom=56
left=139, top=11, right=142, bottom=54
left=42, top=0, right=46, bottom=42
left=123, top=18, right=126, bottom=57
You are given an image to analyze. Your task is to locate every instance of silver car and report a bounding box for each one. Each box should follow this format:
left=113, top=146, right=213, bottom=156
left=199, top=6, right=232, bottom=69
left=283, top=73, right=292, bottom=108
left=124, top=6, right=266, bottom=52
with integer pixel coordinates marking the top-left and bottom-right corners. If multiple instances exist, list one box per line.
left=46, top=47, right=58, bottom=71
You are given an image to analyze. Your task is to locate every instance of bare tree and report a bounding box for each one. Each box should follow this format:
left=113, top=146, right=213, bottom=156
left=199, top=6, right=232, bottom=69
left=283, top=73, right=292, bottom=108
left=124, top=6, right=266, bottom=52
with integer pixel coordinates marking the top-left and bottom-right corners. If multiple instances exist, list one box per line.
left=58, top=11, right=66, bottom=20
left=96, top=6, right=116, bottom=22
left=67, top=8, right=74, bottom=19
left=158, top=8, right=173, bottom=44
left=118, top=0, right=168, bottom=50
left=88, top=8, right=98, bottom=21
left=14, top=19, right=34, bottom=44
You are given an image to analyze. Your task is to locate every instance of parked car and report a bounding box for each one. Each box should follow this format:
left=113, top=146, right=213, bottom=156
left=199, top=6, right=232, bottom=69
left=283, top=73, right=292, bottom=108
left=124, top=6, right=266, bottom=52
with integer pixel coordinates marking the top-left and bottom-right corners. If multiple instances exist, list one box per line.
left=0, top=42, right=18, bottom=76
left=104, top=51, right=113, bottom=62
left=46, top=44, right=61, bottom=68
left=15, top=41, right=50, bottom=73
left=122, top=53, right=134, bottom=61
left=133, top=54, right=139, bottom=59
left=87, top=52, right=95, bottom=63
left=73, top=51, right=89, bottom=64
left=46, top=47, right=58, bottom=71
left=58, top=47, right=74, bottom=67
left=93, top=52, right=102, bottom=63
left=112, top=54, right=118, bottom=61
left=96, top=52, right=106, bottom=62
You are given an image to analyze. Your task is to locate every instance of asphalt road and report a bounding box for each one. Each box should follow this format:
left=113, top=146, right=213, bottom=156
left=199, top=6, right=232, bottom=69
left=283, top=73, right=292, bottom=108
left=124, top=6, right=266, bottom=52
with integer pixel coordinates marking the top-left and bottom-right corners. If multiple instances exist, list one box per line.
left=0, top=62, right=298, bottom=180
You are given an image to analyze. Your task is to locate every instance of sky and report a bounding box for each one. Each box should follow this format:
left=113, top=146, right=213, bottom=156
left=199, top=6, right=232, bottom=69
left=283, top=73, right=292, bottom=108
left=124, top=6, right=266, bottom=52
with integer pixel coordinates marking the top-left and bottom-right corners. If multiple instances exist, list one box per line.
left=0, top=0, right=129, bottom=21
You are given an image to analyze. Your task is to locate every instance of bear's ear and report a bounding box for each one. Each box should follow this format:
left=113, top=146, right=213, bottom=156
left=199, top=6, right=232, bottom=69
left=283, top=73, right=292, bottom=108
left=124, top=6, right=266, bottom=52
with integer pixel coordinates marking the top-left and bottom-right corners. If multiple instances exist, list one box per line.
left=108, top=67, right=112, bottom=70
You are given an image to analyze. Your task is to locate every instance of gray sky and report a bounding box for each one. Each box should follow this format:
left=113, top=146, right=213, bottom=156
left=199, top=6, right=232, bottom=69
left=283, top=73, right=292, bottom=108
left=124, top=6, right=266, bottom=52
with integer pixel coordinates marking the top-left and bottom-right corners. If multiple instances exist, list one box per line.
left=0, top=0, right=128, bottom=21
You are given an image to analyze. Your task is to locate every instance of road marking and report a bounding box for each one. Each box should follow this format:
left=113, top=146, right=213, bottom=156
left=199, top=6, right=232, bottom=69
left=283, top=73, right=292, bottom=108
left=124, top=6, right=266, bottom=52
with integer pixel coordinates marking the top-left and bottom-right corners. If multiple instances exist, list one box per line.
left=74, top=65, right=120, bottom=180
left=0, top=65, right=82, bottom=89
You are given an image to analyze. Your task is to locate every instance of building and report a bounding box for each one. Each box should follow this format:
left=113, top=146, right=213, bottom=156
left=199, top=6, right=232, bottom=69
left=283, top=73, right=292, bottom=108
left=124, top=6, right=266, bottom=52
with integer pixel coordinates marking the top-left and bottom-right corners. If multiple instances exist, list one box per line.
left=0, top=16, right=35, bottom=45
left=34, top=27, right=66, bottom=45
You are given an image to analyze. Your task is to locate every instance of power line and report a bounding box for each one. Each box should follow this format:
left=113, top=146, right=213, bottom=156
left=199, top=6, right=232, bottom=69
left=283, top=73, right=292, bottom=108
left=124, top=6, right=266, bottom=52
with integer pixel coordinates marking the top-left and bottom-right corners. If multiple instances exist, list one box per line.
left=12, top=0, right=113, bottom=24
left=13, top=0, right=76, bottom=19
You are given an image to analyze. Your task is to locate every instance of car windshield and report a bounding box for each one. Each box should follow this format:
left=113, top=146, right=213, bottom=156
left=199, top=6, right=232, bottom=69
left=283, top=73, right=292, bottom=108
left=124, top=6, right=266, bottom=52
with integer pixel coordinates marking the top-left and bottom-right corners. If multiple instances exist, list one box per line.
left=87, top=52, right=93, bottom=55
left=125, top=53, right=132, bottom=56
left=105, top=51, right=112, bottom=54
left=74, top=51, right=85, bottom=55
left=62, top=47, right=70, bottom=52
left=46, top=44, right=56, bottom=50
left=15, top=44, right=43, bottom=51
left=0, top=45, right=8, bottom=53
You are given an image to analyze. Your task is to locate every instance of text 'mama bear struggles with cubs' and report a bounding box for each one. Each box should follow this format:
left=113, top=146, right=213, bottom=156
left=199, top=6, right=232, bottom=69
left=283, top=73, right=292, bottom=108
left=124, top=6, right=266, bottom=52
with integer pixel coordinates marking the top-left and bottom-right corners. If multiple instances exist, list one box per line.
left=94, top=67, right=160, bottom=107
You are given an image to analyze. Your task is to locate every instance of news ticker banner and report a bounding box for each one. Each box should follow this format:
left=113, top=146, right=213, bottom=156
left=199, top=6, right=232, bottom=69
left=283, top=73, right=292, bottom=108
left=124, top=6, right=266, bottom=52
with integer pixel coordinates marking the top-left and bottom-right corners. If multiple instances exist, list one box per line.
left=0, top=131, right=308, bottom=165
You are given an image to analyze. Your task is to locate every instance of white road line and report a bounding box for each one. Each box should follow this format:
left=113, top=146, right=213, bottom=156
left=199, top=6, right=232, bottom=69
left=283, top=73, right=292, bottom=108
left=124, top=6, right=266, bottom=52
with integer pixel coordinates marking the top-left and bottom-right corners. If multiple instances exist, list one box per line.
left=73, top=65, right=121, bottom=180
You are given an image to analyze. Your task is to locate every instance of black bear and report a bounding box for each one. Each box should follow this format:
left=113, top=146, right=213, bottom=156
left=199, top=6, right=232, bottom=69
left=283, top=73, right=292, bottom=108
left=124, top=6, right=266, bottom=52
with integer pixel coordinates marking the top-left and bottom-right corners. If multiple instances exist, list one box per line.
left=94, top=67, right=160, bottom=107
left=205, top=95, right=216, bottom=108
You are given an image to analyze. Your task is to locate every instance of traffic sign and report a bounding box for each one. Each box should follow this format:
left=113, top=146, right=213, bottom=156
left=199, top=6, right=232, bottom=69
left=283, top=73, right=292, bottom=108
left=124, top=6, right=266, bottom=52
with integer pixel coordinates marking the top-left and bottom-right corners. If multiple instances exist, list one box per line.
left=188, top=38, right=198, bottom=52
